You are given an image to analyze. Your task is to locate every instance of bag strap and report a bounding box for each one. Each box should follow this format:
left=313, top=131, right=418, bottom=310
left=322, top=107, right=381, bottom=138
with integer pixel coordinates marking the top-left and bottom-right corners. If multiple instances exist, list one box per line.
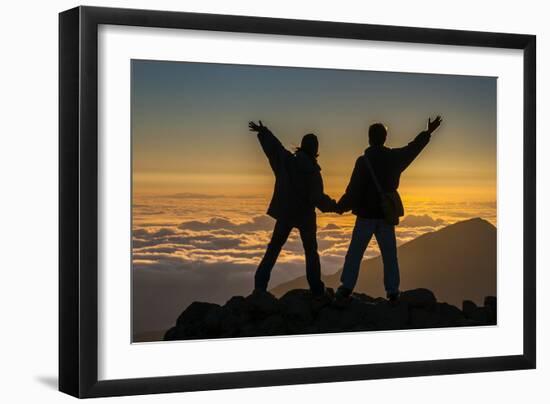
left=363, top=155, right=383, bottom=195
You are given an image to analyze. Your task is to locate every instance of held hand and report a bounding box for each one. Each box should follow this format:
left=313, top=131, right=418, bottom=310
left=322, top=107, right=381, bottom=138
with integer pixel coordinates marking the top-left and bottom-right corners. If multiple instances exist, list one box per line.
left=427, top=115, right=442, bottom=134
left=248, top=120, right=267, bottom=133
left=334, top=201, right=345, bottom=215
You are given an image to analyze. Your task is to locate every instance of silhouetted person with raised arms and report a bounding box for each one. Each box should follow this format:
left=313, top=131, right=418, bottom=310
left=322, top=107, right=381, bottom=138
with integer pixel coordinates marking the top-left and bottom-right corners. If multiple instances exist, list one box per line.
left=249, top=120, right=338, bottom=297
left=335, top=116, right=442, bottom=304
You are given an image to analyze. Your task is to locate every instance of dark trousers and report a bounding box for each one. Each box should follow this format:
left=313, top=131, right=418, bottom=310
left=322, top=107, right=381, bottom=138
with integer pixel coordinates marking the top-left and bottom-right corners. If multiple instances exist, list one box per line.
left=254, top=214, right=325, bottom=295
left=340, top=217, right=400, bottom=294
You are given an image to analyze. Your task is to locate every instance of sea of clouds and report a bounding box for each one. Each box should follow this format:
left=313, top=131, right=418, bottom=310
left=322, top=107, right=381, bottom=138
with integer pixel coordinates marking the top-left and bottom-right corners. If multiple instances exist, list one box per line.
left=131, top=194, right=496, bottom=338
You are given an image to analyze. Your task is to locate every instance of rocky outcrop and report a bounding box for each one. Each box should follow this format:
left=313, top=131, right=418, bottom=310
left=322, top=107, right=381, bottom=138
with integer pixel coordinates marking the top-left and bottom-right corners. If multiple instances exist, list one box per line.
left=164, top=288, right=497, bottom=341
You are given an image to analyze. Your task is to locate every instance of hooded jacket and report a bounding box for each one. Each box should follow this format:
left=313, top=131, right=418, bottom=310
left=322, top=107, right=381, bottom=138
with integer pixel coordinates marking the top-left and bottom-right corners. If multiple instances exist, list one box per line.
left=257, top=128, right=336, bottom=222
left=338, top=131, right=431, bottom=219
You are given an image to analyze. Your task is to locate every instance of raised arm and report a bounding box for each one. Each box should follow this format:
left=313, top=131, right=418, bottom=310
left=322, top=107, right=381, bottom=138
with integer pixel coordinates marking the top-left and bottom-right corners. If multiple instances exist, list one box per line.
left=310, top=170, right=338, bottom=213
left=249, top=120, right=290, bottom=171
left=394, top=115, right=442, bottom=171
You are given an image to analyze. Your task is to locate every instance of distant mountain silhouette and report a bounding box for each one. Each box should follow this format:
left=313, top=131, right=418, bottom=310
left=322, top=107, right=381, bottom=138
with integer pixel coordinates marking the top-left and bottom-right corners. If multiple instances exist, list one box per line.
left=271, top=218, right=496, bottom=307
left=164, top=288, right=497, bottom=341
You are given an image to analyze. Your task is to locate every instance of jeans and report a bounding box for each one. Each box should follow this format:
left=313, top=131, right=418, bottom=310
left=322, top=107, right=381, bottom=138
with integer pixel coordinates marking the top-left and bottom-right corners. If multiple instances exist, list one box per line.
left=255, top=213, right=325, bottom=295
left=340, top=217, right=400, bottom=294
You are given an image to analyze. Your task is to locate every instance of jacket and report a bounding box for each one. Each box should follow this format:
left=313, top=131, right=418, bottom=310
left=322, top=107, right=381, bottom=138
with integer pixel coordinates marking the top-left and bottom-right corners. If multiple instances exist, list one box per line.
left=257, top=128, right=336, bottom=221
left=338, top=131, right=431, bottom=219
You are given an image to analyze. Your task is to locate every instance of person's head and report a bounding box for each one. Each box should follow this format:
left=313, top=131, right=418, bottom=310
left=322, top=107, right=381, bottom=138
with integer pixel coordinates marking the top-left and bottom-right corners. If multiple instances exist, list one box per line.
left=296, top=133, right=319, bottom=158
left=368, top=123, right=388, bottom=146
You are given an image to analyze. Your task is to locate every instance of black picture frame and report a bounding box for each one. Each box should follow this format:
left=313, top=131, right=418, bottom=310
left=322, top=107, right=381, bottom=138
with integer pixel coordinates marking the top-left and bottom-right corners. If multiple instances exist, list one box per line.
left=59, top=5, right=536, bottom=398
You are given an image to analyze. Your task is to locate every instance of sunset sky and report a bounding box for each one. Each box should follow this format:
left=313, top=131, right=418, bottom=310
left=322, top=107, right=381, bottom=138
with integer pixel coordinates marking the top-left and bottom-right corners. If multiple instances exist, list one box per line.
left=132, top=60, right=496, bottom=201
left=131, top=60, right=497, bottom=340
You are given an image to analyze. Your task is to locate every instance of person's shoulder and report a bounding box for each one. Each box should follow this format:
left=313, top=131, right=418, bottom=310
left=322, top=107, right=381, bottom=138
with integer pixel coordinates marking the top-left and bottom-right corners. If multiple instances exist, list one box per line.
left=383, top=146, right=402, bottom=155
left=294, top=151, right=319, bottom=172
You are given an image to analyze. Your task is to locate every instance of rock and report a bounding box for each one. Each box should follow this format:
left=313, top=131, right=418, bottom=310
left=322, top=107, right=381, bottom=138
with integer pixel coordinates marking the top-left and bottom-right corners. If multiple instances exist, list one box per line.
left=374, top=301, right=409, bottom=329
left=176, top=302, right=220, bottom=327
left=462, top=300, right=477, bottom=316
left=163, top=326, right=177, bottom=341
left=280, top=289, right=314, bottom=323
left=437, top=303, right=465, bottom=325
left=484, top=296, right=497, bottom=323
left=484, top=296, right=496, bottom=310
left=347, top=298, right=376, bottom=318
left=225, top=296, right=248, bottom=313
left=164, top=289, right=496, bottom=341
left=219, top=309, right=250, bottom=336
left=257, top=314, right=287, bottom=336
left=454, top=317, right=479, bottom=327
left=310, top=291, right=333, bottom=313
left=469, top=306, right=493, bottom=324
left=400, top=288, right=436, bottom=309
left=239, top=323, right=261, bottom=338
left=245, top=291, right=280, bottom=318
left=352, top=292, right=376, bottom=303
left=317, top=306, right=357, bottom=332
left=410, top=308, right=440, bottom=328
left=203, top=305, right=224, bottom=333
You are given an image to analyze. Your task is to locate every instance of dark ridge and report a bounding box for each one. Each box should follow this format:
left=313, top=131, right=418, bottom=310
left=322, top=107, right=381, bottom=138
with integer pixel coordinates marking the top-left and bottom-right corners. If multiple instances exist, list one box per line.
left=164, top=288, right=496, bottom=341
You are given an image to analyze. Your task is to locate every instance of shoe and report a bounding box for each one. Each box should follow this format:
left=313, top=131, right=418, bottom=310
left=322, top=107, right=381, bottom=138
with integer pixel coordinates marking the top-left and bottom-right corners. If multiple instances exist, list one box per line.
left=311, top=288, right=333, bottom=310
left=333, top=286, right=352, bottom=308
left=252, top=288, right=269, bottom=297
left=336, top=286, right=352, bottom=298
left=387, top=291, right=400, bottom=305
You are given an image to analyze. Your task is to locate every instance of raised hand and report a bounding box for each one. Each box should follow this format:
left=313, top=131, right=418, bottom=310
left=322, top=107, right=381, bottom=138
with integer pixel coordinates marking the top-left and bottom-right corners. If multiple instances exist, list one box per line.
left=427, top=115, right=443, bottom=134
left=249, top=120, right=267, bottom=133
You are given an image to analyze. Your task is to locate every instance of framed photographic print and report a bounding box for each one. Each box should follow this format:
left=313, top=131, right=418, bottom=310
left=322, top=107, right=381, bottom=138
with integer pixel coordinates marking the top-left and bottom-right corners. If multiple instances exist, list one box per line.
left=59, top=6, right=536, bottom=398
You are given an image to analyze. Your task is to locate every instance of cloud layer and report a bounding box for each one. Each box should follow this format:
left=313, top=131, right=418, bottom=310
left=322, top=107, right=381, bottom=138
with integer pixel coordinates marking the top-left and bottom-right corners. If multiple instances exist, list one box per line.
left=132, top=194, right=492, bottom=338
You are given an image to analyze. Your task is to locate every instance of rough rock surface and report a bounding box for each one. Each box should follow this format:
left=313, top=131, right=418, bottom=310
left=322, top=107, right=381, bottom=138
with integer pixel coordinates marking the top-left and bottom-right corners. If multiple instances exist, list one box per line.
left=164, top=288, right=497, bottom=341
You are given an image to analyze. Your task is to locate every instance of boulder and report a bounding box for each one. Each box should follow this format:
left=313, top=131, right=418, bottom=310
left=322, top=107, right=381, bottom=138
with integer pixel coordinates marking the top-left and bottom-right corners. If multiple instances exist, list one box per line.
left=462, top=300, right=477, bottom=316
left=400, top=289, right=436, bottom=309
left=347, top=298, right=376, bottom=319
left=164, top=288, right=497, bottom=341
left=484, top=296, right=497, bottom=310
left=352, top=292, right=376, bottom=303
left=409, top=308, right=440, bottom=328
left=374, top=301, right=409, bottom=329
left=469, top=306, right=493, bottom=324
left=245, top=291, right=280, bottom=318
left=317, top=306, right=357, bottom=332
left=437, top=303, right=465, bottom=326
left=203, top=305, right=224, bottom=333
left=224, top=296, right=248, bottom=313
left=163, top=326, right=177, bottom=341
left=280, top=289, right=314, bottom=323
left=257, top=314, right=287, bottom=336
left=219, top=309, right=250, bottom=336
left=484, top=296, right=497, bottom=323
left=176, top=301, right=220, bottom=328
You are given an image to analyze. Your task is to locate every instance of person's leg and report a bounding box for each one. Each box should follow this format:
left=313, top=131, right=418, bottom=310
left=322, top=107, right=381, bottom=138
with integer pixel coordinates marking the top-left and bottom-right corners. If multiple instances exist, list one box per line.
left=339, top=217, right=376, bottom=292
left=374, top=220, right=400, bottom=295
left=254, top=220, right=292, bottom=291
left=298, top=214, right=325, bottom=296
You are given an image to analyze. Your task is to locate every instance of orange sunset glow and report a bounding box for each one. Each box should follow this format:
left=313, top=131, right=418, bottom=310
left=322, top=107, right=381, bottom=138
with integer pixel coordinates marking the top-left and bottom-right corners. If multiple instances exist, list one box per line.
left=131, top=60, right=496, bottom=340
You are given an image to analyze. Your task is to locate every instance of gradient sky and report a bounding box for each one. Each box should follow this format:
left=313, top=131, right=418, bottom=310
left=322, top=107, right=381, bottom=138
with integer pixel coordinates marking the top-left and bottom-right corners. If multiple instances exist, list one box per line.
left=131, top=60, right=497, bottom=339
left=132, top=59, right=496, bottom=201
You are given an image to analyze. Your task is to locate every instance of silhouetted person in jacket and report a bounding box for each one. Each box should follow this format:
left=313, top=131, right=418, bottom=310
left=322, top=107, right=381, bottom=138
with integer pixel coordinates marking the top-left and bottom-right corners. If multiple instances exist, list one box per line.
left=249, top=120, right=338, bottom=296
left=335, top=116, right=442, bottom=303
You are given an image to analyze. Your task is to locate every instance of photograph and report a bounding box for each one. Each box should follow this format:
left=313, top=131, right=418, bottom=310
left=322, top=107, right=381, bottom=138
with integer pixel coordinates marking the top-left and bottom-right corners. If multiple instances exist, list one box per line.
left=131, top=60, right=498, bottom=343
